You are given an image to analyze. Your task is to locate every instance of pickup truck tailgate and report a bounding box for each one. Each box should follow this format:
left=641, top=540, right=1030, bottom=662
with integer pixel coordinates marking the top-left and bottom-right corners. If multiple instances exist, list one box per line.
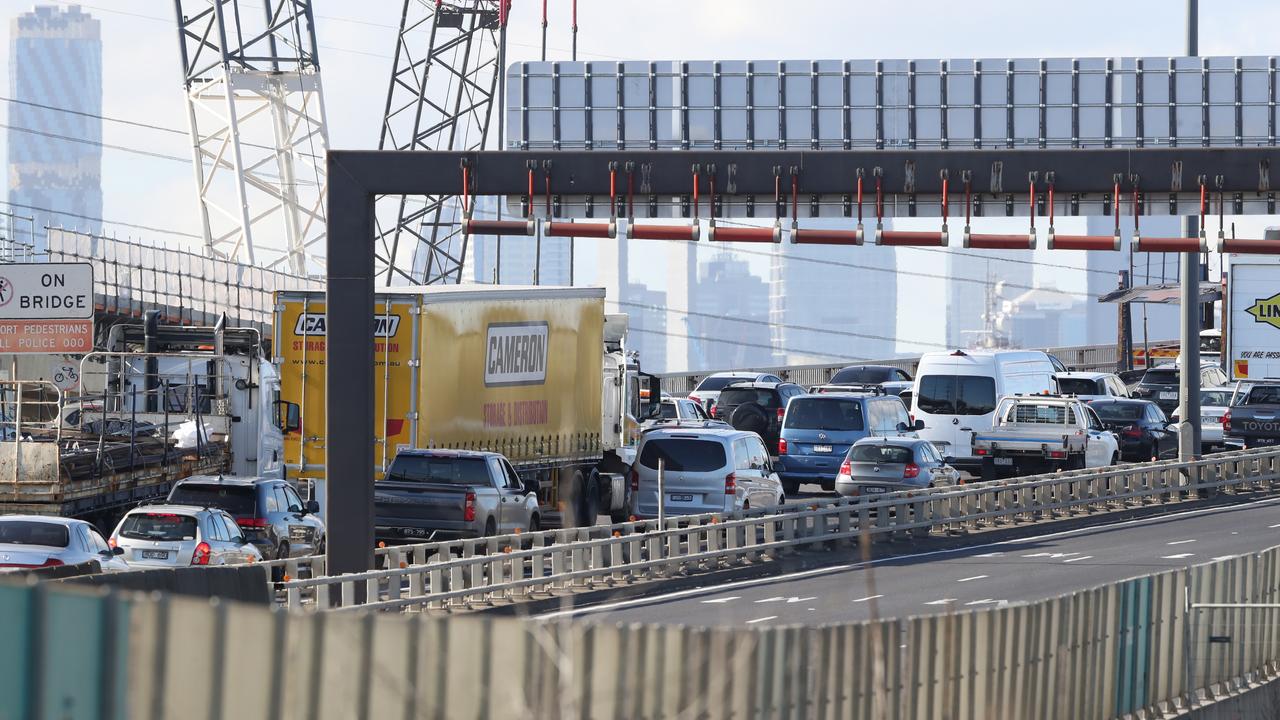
left=374, top=482, right=470, bottom=528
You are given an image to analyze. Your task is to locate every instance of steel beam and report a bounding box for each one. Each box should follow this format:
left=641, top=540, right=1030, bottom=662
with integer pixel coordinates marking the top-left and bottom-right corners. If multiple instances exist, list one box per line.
left=334, top=147, right=1280, bottom=197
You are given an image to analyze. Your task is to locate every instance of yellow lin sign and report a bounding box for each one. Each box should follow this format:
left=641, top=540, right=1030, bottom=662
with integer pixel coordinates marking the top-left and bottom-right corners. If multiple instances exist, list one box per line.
left=1247, top=292, right=1280, bottom=330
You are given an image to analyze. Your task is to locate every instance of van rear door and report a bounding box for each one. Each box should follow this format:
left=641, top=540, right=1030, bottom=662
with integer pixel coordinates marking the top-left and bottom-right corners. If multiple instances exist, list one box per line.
left=912, top=374, right=997, bottom=459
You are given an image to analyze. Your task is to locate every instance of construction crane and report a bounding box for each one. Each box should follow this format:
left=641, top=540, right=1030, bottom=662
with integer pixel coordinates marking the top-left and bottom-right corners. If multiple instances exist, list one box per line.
left=375, top=0, right=508, bottom=285
left=173, top=0, right=330, bottom=276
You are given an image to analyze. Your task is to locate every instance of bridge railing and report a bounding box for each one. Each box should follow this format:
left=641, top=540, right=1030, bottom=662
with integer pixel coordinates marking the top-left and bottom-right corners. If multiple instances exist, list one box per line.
left=276, top=447, right=1280, bottom=613
left=8, top=520, right=1280, bottom=719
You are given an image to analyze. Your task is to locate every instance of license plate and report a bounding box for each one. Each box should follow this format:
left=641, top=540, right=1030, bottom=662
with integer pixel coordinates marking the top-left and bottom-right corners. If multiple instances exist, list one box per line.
left=813, top=444, right=833, bottom=453
left=1254, top=437, right=1280, bottom=446
left=141, top=550, right=169, bottom=560
left=1201, top=417, right=1218, bottom=425
left=289, top=526, right=311, bottom=541
left=670, top=494, right=694, bottom=502
left=400, top=527, right=427, bottom=538
left=993, top=457, right=1014, bottom=466
left=1159, top=391, right=1178, bottom=400
left=862, top=486, right=887, bottom=494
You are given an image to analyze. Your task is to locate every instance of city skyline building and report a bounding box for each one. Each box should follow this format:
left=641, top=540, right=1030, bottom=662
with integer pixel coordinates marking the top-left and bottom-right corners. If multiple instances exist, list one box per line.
left=8, top=5, right=101, bottom=252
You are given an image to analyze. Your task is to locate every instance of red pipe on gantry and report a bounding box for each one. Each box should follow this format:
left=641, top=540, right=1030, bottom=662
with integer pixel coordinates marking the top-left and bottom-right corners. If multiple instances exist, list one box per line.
left=874, top=171, right=949, bottom=246
left=545, top=221, right=616, bottom=238
left=463, top=219, right=536, bottom=236
left=1221, top=238, right=1280, bottom=254
left=1134, top=184, right=1207, bottom=252
left=964, top=175, right=1036, bottom=249
left=1046, top=180, right=1121, bottom=251
left=786, top=168, right=863, bottom=245
left=708, top=224, right=781, bottom=243
left=628, top=223, right=700, bottom=241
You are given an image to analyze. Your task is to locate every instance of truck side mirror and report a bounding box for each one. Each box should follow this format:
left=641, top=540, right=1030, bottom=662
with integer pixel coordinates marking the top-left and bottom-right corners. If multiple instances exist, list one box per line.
left=305, top=500, right=321, bottom=514
left=640, top=373, right=663, bottom=419
left=274, top=400, right=301, bottom=433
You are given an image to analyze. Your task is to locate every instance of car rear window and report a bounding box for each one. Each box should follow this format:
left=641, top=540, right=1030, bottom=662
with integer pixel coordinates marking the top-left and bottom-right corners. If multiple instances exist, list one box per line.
left=0, top=520, right=70, bottom=547
left=916, top=375, right=997, bottom=416
left=1093, top=403, right=1144, bottom=421
left=119, top=513, right=198, bottom=541
left=851, top=444, right=914, bottom=464
left=169, top=484, right=257, bottom=516
left=639, top=438, right=728, bottom=472
left=1142, top=369, right=1179, bottom=385
left=659, top=402, right=679, bottom=419
left=1008, top=403, right=1071, bottom=424
left=784, top=398, right=864, bottom=431
left=717, top=388, right=779, bottom=408
left=1058, top=378, right=1104, bottom=396
left=1201, top=391, right=1233, bottom=406
left=384, top=456, right=491, bottom=485
left=830, top=367, right=894, bottom=384
left=695, top=376, right=749, bottom=391
left=1246, top=386, right=1280, bottom=404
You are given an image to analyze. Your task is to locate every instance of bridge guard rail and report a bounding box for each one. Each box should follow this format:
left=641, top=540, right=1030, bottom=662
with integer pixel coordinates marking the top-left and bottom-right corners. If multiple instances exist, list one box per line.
left=7, top=544, right=1280, bottom=718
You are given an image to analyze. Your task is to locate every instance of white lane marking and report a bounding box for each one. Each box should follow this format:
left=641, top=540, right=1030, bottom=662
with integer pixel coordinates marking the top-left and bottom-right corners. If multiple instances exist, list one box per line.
left=925, top=599, right=957, bottom=606
left=786, top=596, right=817, bottom=604
left=700, top=596, right=740, bottom=604
left=965, top=598, right=1006, bottom=606
left=533, top=494, right=1280, bottom=620
left=973, top=552, right=1004, bottom=558
left=957, top=575, right=988, bottom=583
left=1022, top=552, right=1080, bottom=559
left=1162, top=553, right=1195, bottom=559
left=755, top=597, right=783, bottom=603
left=1270, top=523, right=1280, bottom=528
left=1212, top=556, right=1236, bottom=562
left=852, top=595, right=883, bottom=603
left=1063, top=555, right=1093, bottom=563
left=1167, top=539, right=1197, bottom=545
left=746, top=616, right=776, bottom=624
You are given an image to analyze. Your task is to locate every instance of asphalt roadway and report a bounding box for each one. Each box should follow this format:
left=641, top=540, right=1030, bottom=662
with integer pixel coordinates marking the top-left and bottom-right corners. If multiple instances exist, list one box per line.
left=531, top=490, right=1280, bottom=628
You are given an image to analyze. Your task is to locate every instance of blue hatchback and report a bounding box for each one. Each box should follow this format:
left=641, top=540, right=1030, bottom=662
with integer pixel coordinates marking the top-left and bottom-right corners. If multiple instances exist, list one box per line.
left=776, top=393, right=913, bottom=493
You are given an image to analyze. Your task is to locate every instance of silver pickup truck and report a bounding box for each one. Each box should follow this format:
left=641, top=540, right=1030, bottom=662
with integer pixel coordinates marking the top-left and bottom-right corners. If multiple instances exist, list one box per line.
left=973, top=395, right=1120, bottom=480
left=374, top=449, right=541, bottom=543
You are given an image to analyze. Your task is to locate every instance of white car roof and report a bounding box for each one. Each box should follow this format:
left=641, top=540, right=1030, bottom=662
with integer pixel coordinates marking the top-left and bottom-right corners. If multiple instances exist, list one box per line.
left=852, top=436, right=925, bottom=447
left=124, top=504, right=212, bottom=517
left=0, top=515, right=88, bottom=527
left=1056, top=371, right=1113, bottom=379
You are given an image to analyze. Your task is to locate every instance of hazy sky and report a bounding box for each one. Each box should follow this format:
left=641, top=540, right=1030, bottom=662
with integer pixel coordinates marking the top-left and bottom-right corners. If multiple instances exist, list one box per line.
left=2, top=0, right=1277, bottom=360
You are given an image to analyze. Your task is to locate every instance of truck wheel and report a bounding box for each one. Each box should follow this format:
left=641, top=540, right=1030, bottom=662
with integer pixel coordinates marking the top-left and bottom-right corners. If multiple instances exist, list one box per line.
left=483, top=518, right=497, bottom=537
left=582, top=474, right=601, bottom=526
left=610, top=507, right=630, bottom=524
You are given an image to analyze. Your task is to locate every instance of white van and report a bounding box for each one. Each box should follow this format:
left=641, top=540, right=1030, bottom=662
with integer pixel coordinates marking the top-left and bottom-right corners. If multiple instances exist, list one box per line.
left=910, top=350, right=1058, bottom=470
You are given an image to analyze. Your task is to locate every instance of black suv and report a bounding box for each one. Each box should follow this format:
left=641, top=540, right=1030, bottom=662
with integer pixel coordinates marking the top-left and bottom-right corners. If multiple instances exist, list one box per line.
left=1132, top=364, right=1229, bottom=415
left=711, top=381, right=806, bottom=454
left=167, top=475, right=324, bottom=560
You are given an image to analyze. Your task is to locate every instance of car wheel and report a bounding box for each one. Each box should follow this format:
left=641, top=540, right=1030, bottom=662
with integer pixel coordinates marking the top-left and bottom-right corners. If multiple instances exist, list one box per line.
left=782, top=478, right=800, bottom=496
left=1110, top=452, right=1120, bottom=466
left=275, top=541, right=290, bottom=561
left=527, top=514, right=540, bottom=533
left=483, top=518, right=497, bottom=537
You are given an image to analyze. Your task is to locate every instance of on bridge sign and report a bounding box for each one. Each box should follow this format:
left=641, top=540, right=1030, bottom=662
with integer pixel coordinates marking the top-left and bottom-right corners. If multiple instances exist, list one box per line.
left=0, top=262, right=94, bottom=354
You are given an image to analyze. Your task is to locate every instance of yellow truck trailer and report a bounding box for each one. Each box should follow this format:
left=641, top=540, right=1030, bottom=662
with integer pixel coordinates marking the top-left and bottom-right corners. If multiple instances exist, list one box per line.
left=274, top=285, right=654, bottom=527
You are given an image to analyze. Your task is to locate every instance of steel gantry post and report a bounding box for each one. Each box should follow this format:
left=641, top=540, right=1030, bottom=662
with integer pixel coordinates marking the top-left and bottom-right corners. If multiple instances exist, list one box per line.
left=1179, top=0, right=1203, bottom=461
left=375, top=0, right=506, bottom=286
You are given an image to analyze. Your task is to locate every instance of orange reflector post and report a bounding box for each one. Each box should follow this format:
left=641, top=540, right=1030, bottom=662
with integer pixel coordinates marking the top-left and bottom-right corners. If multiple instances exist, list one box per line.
left=1135, top=236, right=1207, bottom=252
left=708, top=224, right=780, bottom=243
left=628, top=224, right=700, bottom=241
left=965, top=233, right=1037, bottom=250
left=791, top=227, right=864, bottom=245
left=545, top=221, right=616, bottom=238
left=463, top=219, right=535, bottom=236
left=877, top=230, right=948, bottom=247
left=1221, top=238, right=1280, bottom=254
left=1047, top=232, right=1121, bottom=251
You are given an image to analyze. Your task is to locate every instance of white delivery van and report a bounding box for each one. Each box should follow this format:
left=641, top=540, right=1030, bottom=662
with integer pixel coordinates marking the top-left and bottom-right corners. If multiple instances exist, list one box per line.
left=910, top=349, right=1058, bottom=470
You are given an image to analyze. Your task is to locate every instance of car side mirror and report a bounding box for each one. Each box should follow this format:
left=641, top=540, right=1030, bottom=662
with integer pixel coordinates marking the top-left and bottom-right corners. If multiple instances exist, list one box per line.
left=943, top=456, right=955, bottom=465
left=913, top=419, right=925, bottom=431
left=305, top=500, right=321, bottom=514
left=896, top=421, right=908, bottom=432
left=235, top=536, right=249, bottom=546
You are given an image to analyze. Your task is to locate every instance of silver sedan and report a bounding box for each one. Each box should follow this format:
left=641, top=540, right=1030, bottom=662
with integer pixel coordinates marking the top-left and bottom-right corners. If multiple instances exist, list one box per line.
left=835, top=437, right=960, bottom=498
left=0, top=515, right=129, bottom=572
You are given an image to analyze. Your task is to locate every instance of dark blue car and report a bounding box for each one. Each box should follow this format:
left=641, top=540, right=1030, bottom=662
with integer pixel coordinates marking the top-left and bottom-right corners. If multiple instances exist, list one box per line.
left=776, top=393, right=915, bottom=493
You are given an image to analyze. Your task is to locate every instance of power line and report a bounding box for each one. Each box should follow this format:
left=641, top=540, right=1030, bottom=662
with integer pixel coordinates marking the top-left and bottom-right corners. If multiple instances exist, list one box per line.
left=624, top=325, right=861, bottom=363
left=608, top=299, right=950, bottom=350
left=0, top=123, right=190, bottom=164
left=0, top=200, right=203, bottom=240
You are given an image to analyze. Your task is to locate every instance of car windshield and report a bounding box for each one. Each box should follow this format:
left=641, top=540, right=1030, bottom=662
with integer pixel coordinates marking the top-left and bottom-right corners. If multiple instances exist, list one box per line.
left=850, top=444, right=914, bottom=464
left=1142, top=369, right=1179, bottom=385
left=1092, top=403, right=1144, bottom=421
left=830, top=367, right=892, bottom=384
left=784, top=398, right=864, bottom=431
left=916, top=375, right=997, bottom=416
left=639, top=438, right=728, bottom=472
left=1058, top=378, right=1104, bottom=395
left=119, top=513, right=198, bottom=541
left=695, top=376, right=751, bottom=392
left=383, top=456, right=491, bottom=485
left=0, top=520, right=70, bottom=547
left=717, top=388, right=779, bottom=408
left=1201, top=391, right=1233, bottom=407
left=169, top=484, right=257, bottom=516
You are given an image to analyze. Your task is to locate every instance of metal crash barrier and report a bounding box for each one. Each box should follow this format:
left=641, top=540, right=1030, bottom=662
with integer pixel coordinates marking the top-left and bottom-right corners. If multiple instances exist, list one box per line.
left=276, top=447, right=1280, bottom=612
left=7, top=542, right=1280, bottom=719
